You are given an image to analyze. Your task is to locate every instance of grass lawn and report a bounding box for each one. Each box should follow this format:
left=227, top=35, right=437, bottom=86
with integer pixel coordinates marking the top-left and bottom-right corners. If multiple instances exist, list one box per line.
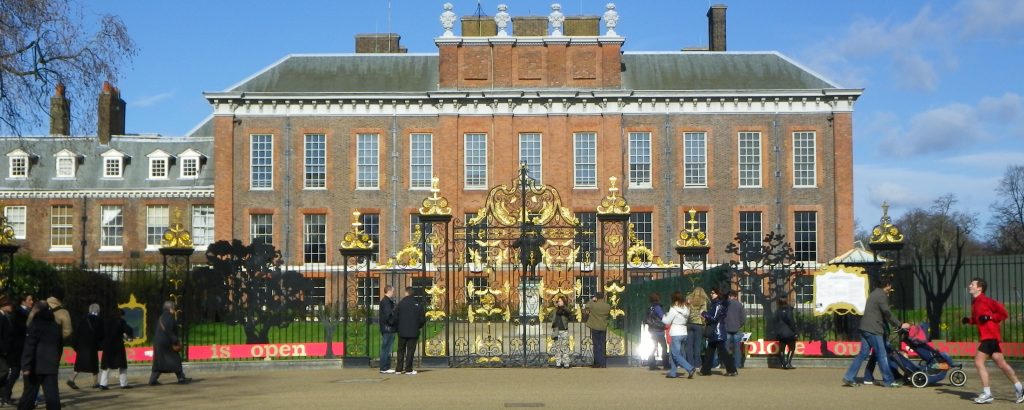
left=186, top=321, right=445, bottom=355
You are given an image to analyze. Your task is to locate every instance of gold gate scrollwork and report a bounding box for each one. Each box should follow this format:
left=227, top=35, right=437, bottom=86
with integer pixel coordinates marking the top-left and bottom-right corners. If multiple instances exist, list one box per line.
left=466, top=280, right=511, bottom=323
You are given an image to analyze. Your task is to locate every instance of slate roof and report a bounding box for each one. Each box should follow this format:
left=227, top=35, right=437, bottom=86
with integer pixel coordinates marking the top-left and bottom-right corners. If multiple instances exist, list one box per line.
left=0, top=136, right=214, bottom=191
left=224, top=51, right=839, bottom=94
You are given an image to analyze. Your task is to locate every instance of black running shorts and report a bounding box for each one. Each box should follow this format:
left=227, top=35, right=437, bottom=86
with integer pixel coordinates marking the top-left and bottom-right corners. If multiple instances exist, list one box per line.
left=978, top=339, right=1002, bottom=355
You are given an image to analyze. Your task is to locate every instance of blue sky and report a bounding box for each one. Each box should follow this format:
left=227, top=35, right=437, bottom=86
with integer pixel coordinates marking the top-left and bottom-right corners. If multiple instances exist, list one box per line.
left=73, top=0, right=1024, bottom=236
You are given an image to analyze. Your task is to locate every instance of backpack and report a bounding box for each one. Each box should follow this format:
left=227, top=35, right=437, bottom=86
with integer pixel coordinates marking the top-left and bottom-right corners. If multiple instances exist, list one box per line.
left=644, top=306, right=664, bottom=331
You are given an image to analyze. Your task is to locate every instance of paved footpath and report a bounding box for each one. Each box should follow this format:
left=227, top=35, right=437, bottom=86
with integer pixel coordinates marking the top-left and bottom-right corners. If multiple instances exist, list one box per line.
left=39, top=365, right=1024, bottom=409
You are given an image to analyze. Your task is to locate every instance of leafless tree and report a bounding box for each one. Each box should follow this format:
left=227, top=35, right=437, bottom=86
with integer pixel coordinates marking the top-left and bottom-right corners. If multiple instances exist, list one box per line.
left=0, top=0, right=136, bottom=135
left=988, top=165, right=1024, bottom=254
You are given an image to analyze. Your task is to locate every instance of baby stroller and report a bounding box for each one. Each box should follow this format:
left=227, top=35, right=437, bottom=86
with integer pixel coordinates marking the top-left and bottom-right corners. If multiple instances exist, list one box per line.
left=892, top=324, right=968, bottom=388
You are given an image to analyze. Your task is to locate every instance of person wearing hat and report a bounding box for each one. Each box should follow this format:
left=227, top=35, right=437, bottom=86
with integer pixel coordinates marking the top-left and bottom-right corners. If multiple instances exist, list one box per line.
left=585, top=292, right=611, bottom=368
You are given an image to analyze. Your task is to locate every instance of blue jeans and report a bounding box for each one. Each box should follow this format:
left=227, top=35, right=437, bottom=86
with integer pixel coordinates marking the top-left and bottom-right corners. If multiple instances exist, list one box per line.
left=379, top=332, right=395, bottom=371
left=727, top=332, right=744, bottom=369
left=667, top=335, right=694, bottom=377
left=843, top=331, right=894, bottom=384
left=591, top=329, right=607, bottom=367
left=684, top=324, right=704, bottom=367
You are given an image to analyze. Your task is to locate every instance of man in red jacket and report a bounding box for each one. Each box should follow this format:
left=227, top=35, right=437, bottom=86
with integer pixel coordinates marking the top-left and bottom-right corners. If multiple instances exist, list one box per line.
left=962, top=277, right=1023, bottom=404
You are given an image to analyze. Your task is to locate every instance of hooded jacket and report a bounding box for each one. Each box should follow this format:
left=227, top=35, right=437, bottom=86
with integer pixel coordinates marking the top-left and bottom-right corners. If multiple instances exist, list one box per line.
left=662, top=305, right=690, bottom=337
left=46, top=297, right=72, bottom=341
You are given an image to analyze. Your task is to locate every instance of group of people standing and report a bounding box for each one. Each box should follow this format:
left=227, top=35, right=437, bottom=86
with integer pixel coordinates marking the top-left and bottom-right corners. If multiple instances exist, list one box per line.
left=0, top=290, right=189, bottom=410
left=644, top=285, right=748, bottom=379
left=378, top=286, right=427, bottom=375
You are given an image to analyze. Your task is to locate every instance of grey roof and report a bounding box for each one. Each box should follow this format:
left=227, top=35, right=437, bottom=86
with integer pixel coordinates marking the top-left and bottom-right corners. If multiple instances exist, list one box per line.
left=224, top=51, right=837, bottom=94
left=0, top=136, right=214, bottom=191
left=620, top=52, right=838, bottom=90
left=231, top=54, right=440, bottom=93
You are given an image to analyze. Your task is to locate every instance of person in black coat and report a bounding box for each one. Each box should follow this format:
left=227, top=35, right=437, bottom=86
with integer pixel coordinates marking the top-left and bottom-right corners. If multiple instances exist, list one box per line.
left=699, top=286, right=737, bottom=376
left=19, top=301, right=62, bottom=410
left=67, top=303, right=104, bottom=390
left=100, top=308, right=134, bottom=389
left=393, top=287, right=426, bottom=375
left=378, top=285, right=397, bottom=374
left=775, top=297, right=798, bottom=370
left=149, top=301, right=191, bottom=386
left=2, top=294, right=31, bottom=405
left=0, top=299, right=14, bottom=394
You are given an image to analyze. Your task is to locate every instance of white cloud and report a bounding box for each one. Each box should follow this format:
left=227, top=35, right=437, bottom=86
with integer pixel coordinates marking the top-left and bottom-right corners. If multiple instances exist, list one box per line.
left=878, top=93, right=1024, bottom=157
left=854, top=164, right=999, bottom=226
left=958, top=0, right=1024, bottom=41
left=939, top=151, right=1024, bottom=171
left=132, top=91, right=175, bottom=108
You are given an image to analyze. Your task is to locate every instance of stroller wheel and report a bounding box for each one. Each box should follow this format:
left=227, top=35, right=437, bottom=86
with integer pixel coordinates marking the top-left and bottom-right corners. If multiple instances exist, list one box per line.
left=949, top=369, right=967, bottom=387
left=911, top=371, right=929, bottom=388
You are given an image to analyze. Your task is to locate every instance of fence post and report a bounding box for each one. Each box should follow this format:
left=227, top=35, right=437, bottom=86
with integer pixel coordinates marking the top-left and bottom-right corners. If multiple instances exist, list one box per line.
left=158, top=209, right=195, bottom=361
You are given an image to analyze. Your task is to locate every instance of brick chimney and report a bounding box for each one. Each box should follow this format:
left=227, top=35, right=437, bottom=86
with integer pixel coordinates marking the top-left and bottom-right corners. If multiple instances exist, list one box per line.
left=707, top=5, right=727, bottom=52
left=97, top=81, right=126, bottom=144
left=355, top=33, right=407, bottom=53
left=49, top=83, right=70, bottom=136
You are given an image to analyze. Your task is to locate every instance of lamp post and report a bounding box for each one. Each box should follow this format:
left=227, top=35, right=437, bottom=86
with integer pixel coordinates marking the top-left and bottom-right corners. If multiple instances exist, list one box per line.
left=158, top=208, right=195, bottom=361
left=339, top=211, right=376, bottom=367
left=675, top=209, right=710, bottom=279
left=868, top=201, right=906, bottom=317
left=0, top=213, right=20, bottom=295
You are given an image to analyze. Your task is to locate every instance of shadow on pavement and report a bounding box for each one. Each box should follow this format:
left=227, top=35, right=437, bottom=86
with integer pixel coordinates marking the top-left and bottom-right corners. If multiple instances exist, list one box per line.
left=936, top=387, right=975, bottom=401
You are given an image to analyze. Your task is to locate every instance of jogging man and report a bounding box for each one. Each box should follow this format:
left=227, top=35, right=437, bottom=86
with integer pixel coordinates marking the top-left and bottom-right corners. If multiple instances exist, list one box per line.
left=962, top=277, right=1023, bottom=404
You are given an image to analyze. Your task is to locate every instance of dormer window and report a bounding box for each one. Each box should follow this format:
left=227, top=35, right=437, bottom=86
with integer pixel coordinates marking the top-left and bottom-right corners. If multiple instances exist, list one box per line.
left=54, top=149, right=80, bottom=179
left=178, top=148, right=205, bottom=179
left=147, top=149, right=174, bottom=180
left=6, top=149, right=32, bottom=179
left=100, top=148, right=128, bottom=179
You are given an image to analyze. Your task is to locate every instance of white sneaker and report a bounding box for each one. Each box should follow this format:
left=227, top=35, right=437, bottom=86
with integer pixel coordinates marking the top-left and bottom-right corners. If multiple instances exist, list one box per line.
left=384, top=369, right=396, bottom=374
left=1015, top=388, right=1023, bottom=404
left=974, top=393, right=994, bottom=404
left=405, top=370, right=417, bottom=375
left=862, top=380, right=874, bottom=385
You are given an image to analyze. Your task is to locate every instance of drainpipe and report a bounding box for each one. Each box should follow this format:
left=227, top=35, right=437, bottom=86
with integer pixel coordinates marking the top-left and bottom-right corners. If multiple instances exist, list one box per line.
left=772, top=114, right=783, bottom=233
left=390, top=113, right=399, bottom=258
left=80, top=196, right=88, bottom=268
left=283, top=117, right=293, bottom=265
left=662, top=111, right=673, bottom=261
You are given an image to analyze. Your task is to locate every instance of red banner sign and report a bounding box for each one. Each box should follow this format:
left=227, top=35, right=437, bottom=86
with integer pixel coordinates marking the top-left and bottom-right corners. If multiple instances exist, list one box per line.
left=743, top=339, right=1024, bottom=358
left=61, top=342, right=346, bottom=364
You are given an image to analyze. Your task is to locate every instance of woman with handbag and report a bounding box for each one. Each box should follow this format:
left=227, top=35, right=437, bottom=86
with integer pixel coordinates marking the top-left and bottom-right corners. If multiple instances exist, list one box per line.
left=551, top=296, right=573, bottom=369
left=149, top=301, right=191, bottom=386
left=645, top=293, right=668, bottom=370
left=685, top=287, right=709, bottom=369
left=662, top=291, right=697, bottom=378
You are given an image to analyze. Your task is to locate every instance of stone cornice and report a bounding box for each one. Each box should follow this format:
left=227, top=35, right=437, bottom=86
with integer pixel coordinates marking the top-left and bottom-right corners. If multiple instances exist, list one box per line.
left=0, top=189, right=214, bottom=199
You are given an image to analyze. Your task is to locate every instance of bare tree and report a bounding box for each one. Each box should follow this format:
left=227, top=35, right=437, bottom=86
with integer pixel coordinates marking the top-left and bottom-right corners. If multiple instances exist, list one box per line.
left=0, top=0, right=136, bottom=135
left=897, top=194, right=978, bottom=340
left=989, top=165, right=1024, bottom=254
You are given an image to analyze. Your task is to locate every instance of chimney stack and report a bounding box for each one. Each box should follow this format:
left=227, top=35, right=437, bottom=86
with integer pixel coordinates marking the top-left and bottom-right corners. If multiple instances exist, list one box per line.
left=707, top=4, right=727, bottom=52
left=97, top=81, right=126, bottom=144
left=354, top=33, right=407, bottom=53
left=49, top=83, right=70, bottom=136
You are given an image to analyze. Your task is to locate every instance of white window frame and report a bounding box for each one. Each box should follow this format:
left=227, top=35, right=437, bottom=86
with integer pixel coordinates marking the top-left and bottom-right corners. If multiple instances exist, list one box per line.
left=6, top=149, right=29, bottom=179
left=410, top=133, right=433, bottom=189
left=356, top=133, right=379, bottom=189
left=794, top=211, right=818, bottom=263
left=519, top=133, right=542, bottom=185
left=304, top=134, right=326, bottom=189
left=178, top=148, right=204, bottom=179
left=303, top=214, right=327, bottom=264
left=573, top=132, right=597, bottom=188
left=100, top=149, right=127, bottom=179
left=3, top=206, right=26, bottom=239
left=192, top=205, right=214, bottom=250
left=793, top=131, right=817, bottom=188
left=50, top=205, right=73, bottom=251
left=146, top=149, right=172, bottom=180
left=464, top=133, right=488, bottom=189
left=146, top=205, right=170, bottom=250
left=250, top=134, right=274, bottom=190
left=628, top=132, right=652, bottom=188
left=738, top=132, right=762, bottom=188
left=250, top=214, right=273, bottom=245
left=99, top=205, right=124, bottom=251
left=54, top=149, right=78, bottom=179
left=683, top=132, right=707, bottom=188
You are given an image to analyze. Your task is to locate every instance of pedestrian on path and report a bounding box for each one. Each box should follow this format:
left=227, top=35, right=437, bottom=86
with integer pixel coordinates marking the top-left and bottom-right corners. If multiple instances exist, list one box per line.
left=842, top=277, right=908, bottom=388
left=585, top=292, right=611, bottom=368
left=662, top=291, right=696, bottom=379
left=378, top=285, right=397, bottom=374
left=551, top=296, right=572, bottom=369
left=963, top=277, right=1023, bottom=404
left=394, top=287, right=426, bottom=375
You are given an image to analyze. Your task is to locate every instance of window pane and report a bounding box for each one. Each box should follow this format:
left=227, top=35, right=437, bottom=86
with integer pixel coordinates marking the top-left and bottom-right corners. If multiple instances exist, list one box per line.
left=357, top=277, right=380, bottom=308
left=104, top=158, right=121, bottom=178
left=57, top=157, right=75, bottom=178
left=684, top=132, right=706, bottom=187
left=251, top=214, right=273, bottom=245
left=250, top=134, right=273, bottom=189
left=192, top=205, right=214, bottom=247
left=410, top=214, right=434, bottom=263
left=575, top=212, right=597, bottom=263
left=304, top=214, right=327, bottom=263
left=100, top=206, right=123, bottom=247
left=739, top=132, right=761, bottom=187
left=410, top=134, right=433, bottom=188
left=629, top=212, right=653, bottom=259
left=150, top=158, right=167, bottom=178
left=794, top=211, right=817, bottom=262
left=3, top=206, right=26, bottom=239
left=738, top=211, right=762, bottom=258
left=50, top=205, right=73, bottom=248
left=305, top=134, right=326, bottom=188
left=628, top=132, right=651, bottom=187
left=10, top=157, right=27, bottom=177
left=360, top=213, right=380, bottom=262
left=793, top=132, right=816, bottom=187
left=181, top=157, right=198, bottom=177
left=519, top=133, right=542, bottom=184
left=464, top=134, right=487, bottom=188
left=574, top=133, right=597, bottom=187
left=146, top=205, right=169, bottom=246
left=357, top=134, right=379, bottom=188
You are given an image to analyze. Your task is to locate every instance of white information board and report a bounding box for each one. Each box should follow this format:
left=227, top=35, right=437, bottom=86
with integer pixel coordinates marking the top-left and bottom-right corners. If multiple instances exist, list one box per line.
left=812, top=265, right=870, bottom=316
